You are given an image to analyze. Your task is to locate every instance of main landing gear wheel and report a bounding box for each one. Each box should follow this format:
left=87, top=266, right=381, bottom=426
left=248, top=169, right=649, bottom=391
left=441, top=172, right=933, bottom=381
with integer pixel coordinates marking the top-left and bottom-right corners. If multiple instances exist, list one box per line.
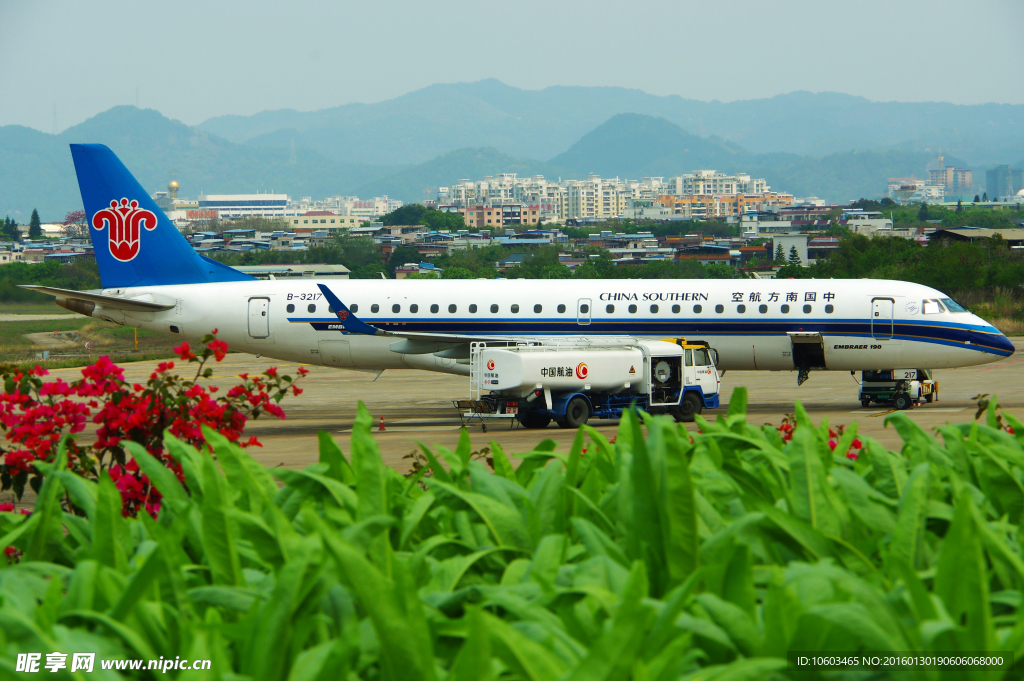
left=675, top=393, right=704, bottom=423
left=861, top=399, right=872, bottom=408
left=893, top=392, right=914, bottom=410
left=560, top=396, right=591, bottom=429
left=519, top=412, right=552, bottom=429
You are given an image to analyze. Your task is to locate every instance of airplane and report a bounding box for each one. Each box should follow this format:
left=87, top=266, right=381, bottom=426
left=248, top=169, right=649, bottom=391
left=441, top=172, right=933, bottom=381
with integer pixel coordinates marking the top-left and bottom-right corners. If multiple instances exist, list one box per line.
left=23, top=144, right=1015, bottom=403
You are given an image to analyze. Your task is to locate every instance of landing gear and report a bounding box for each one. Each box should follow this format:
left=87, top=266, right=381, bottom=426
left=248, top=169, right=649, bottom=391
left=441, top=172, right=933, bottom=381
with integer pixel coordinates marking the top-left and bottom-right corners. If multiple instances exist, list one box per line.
left=797, top=366, right=811, bottom=386
left=861, top=398, right=872, bottom=408
left=519, top=412, right=552, bottom=429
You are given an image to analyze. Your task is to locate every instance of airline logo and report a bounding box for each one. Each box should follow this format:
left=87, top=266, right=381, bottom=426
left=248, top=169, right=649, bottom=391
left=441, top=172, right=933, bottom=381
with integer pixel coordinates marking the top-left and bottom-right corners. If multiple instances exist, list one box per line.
left=337, top=309, right=349, bottom=321
left=575, top=362, right=589, bottom=379
left=91, top=198, right=158, bottom=262
left=487, top=359, right=496, bottom=370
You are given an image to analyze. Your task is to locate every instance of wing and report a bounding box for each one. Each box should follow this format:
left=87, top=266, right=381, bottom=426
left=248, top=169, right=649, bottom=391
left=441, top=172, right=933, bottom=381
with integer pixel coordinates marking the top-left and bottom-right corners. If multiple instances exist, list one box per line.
left=316, top=283, right=638, bottom=357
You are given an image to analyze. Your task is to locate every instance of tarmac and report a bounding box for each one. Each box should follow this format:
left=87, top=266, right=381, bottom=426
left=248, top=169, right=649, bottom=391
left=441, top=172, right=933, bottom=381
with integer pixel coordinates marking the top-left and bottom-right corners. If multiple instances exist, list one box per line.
left=36, top=339, right=1024, bottom=473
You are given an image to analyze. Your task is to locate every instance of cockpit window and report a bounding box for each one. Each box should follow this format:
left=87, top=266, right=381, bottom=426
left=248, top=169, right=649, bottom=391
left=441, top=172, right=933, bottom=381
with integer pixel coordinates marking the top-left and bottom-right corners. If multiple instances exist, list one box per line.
left=922, top=299, right=944, bottom=314
left=940, top=298, right=967, bottom=313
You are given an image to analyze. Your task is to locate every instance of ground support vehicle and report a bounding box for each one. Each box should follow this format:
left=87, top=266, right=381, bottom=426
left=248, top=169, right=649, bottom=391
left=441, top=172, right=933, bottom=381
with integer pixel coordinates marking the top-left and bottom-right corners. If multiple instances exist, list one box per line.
left=859, top=369, right=938, bottom=410
left=466, top=339, right=721, bottom=429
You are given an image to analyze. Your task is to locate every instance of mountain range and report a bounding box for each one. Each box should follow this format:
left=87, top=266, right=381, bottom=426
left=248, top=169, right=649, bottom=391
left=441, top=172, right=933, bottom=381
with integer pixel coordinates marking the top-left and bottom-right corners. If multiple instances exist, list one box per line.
left=2, top=80, right=1021, bottom=221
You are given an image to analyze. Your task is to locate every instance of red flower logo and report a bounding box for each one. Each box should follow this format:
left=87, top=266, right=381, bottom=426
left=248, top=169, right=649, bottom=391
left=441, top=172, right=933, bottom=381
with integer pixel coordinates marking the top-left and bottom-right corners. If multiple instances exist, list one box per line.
left=91, top=198, right=158, bottom=262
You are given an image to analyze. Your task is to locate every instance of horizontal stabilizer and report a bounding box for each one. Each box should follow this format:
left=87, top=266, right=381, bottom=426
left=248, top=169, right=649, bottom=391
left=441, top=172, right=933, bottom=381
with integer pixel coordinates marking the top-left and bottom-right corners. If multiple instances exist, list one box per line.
left=20, top=285, right=176, bottom=312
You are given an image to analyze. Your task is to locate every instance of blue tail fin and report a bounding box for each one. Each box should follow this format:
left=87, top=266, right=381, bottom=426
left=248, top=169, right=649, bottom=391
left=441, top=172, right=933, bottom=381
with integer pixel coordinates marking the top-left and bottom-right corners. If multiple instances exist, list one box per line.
left=70, top=144, right=254, bottom=288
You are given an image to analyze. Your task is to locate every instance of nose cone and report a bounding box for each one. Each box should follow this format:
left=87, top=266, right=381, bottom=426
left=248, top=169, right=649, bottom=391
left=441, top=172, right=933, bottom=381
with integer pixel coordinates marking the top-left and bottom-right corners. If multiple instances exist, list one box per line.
left=987, top=331, right=1016, bottom=357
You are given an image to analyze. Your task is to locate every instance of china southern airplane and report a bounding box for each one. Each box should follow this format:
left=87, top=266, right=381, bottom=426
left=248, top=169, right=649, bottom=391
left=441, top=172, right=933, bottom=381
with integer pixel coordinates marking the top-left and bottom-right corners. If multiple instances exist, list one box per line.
left=24, top=144, right=1015, bottom=390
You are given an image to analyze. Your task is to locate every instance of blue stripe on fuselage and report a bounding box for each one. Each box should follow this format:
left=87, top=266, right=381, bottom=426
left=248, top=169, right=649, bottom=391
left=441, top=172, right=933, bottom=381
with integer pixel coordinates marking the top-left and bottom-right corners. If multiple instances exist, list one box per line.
left=285, top=316, right=1014, bottom=357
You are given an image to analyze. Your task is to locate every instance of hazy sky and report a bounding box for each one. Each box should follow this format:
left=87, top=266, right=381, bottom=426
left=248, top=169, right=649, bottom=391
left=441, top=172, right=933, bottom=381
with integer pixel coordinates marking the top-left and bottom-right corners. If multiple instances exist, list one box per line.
left=2, top=0, right=1022, bottom=132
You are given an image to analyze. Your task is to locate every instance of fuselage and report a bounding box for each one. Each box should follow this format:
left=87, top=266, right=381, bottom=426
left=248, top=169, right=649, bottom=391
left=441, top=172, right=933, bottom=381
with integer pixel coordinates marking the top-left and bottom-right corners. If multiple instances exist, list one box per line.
left=84, top=277, right=1014, bottom=376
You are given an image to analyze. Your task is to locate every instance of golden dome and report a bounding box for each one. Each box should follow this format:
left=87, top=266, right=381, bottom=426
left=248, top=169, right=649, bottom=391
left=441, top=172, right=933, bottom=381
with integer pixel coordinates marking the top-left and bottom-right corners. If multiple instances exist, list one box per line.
left=168, top=181, right=179, bottom=189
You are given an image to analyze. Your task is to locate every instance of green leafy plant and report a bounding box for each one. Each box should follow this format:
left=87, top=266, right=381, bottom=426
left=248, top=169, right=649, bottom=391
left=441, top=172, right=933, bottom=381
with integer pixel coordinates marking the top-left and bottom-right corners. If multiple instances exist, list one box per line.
left=1, top=389, right=1023, bottom=679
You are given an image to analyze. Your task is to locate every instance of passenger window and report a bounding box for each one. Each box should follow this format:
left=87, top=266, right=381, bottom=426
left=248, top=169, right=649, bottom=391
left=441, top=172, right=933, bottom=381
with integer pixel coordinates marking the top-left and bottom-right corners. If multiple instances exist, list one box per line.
left=430, top=304, right=439, bottom=313
left=410, top=304, right=418, bottom=313
left=684, top=349, right=693, bottom=366
left=469, top=304, right=477, bottom=313
left=580, top=304, right=589, bottom=313
left=448, top=304, right=457, bottom=313
left=371, top=304, right=379, bottom=313
left=286, top=304, right=295, bottom=313
left=534, top=304, right=542, bottom=313
left=511, top=304, right=519, bottom=313
left=557, top=304, right=566, bottom=313
left=650, top=304, right=658, bottom=313
left=351, top=304, right=359, bottom=313
left=628, top=304, right=637, bottom=313
left=922, top=299, right=943, bottom=314
left=759, top=304, right=768, bottom=313
left=780, top=304, right=789, bottom=313
left=490, top=304, right=499, bottom=313
left=803, top=304, right=812, bottom=313
left=673, top=304, right=681, bottom=313
left=328, top=306, right=334, bottom=313
left=694, top=349, right=711, bottom=366
left=693, top=304, right=701, bottom=313
left=392, top=304, right=401, bottom=313
left=825, top=304, right=834, bottom=313
left=737, top=304, right=746, bottom=313
left=715, top=304, right=724, bottom=313
left=307, top=304, right=316, bottom=313
left=606, top=304, right=615, bottom=313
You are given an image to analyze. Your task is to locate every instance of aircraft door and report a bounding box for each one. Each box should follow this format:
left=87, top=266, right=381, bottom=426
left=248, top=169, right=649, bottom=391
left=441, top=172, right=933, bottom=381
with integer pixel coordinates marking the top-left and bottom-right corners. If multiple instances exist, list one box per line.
left=248, top=297, right=270, bottom=338
left=577, top=298, right=592, bottom=326
left=871, top=297, right=894, bottom=340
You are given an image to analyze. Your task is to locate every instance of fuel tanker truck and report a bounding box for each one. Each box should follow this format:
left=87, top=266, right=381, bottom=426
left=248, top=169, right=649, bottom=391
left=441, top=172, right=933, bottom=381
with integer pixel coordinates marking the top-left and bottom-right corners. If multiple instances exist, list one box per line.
left=471, top=338, right=721, bottom=428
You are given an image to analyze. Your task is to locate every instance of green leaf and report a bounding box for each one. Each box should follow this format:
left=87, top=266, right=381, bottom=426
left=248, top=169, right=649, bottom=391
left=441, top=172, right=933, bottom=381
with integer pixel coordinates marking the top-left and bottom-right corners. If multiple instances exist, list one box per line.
left=887, top=463, right=930, bottom=571
left=563, top=561, right=654, bottom=681
left=317, top=429, right=355, bottom=484
left=428, top=479, right=532, bottom=550
left=662, top=418, right=698, bottom=587
left=125, top=439, right=191, bottom=512
left=489, top=440, right=517, bottom=481
left=483, top=609, right=568, bottom=681
left=25, top=443, right=67, bottom=563
left=203, top=425, right=278, bottom=513
left=934, top=488, right=993, bottom=652
left=316, top=516, right=437, bottom=681
left=199, top=452, right=242, bottom=587
left=788, top=421, right=842, bottom=537
left=449, top=606, right=494, bottom=681
left=93, top=472, right=128, bottom=571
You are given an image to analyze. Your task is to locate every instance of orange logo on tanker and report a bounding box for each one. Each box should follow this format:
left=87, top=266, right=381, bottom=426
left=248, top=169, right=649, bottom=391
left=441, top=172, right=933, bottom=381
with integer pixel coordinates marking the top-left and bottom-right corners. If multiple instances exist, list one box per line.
left=486, top=359, right=495, bottom=371
left=575, top=362, right=588, bottom=379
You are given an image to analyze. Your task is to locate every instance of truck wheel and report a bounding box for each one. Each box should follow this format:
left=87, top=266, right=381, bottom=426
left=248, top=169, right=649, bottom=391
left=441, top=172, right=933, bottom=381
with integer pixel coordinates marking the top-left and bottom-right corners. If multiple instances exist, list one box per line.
left=676, top=393, right=703, bottom=422
left=924, top=391, right=933, bottom=403
left=519, top=412, right=551, bottom=429
left=562, top=396, right=590, bottom=428
left=893, top=392, right=913, bottom=410
left=861, top=398, right=872, bottom=408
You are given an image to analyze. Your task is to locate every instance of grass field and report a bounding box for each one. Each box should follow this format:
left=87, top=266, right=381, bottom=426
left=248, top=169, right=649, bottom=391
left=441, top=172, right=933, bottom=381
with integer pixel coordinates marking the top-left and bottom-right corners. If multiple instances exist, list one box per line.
left=0, top=313, right=178, bottom=369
